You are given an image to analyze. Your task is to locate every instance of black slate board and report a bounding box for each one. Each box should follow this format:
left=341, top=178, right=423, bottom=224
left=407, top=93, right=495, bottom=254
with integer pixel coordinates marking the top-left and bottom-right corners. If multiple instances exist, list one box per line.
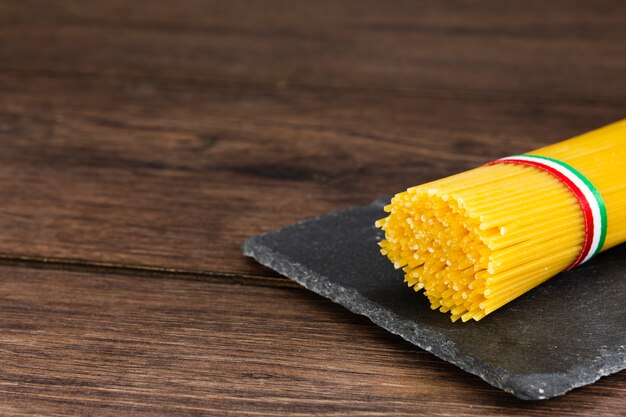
left=242, top=199, right=626, bottom=400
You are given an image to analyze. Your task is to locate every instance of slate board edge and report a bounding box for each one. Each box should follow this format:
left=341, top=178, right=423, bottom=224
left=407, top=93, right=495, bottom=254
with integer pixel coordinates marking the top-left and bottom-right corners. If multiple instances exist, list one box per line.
left=242, top=203, right=625, bottom=400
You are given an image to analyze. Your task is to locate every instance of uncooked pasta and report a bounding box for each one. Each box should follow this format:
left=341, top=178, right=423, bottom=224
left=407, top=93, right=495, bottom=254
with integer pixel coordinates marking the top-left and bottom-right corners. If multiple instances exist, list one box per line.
left=376, top=119, right=626, bottom=322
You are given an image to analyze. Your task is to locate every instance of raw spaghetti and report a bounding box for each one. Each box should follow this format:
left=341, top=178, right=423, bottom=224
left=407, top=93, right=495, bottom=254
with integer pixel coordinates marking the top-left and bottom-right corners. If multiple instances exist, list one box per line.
left=375, top=119, right=626, bottom=322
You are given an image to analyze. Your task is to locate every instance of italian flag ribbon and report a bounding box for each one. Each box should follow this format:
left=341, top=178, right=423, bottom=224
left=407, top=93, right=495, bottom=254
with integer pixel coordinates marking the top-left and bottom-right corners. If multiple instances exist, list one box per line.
left=486, top=154, right=607, bottom=270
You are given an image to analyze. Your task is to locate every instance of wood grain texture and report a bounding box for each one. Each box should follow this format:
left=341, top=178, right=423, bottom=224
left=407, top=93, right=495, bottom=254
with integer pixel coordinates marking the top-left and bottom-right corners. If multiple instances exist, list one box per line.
left=0, top=74, right=624, bottom=278
left=1, top=1, right=626, bottom=101
left=0, top=266, right=624, bottom=416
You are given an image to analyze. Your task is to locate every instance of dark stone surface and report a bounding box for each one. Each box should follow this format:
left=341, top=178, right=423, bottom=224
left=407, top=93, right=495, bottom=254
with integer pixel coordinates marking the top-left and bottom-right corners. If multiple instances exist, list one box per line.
left=242, top=199, right=626, bottom=400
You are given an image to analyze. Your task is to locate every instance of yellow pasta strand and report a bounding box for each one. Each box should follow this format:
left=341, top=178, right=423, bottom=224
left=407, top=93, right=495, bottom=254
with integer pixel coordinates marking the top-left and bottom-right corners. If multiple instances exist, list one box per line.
left=376, top=119, right=626, bottom=322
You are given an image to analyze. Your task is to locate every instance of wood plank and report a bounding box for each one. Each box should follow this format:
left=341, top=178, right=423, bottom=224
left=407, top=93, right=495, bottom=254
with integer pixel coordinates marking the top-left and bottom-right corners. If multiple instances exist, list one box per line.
left=0, top=73, right=624, bottom=278
left=0, top=266, right=623, bottom=415
left=1, top=1, right=626, bottom=101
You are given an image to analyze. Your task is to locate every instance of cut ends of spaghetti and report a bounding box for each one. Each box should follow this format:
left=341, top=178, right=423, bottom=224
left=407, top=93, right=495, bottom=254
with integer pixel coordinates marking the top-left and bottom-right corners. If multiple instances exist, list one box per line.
left=376, top=188, right=492, bottom=322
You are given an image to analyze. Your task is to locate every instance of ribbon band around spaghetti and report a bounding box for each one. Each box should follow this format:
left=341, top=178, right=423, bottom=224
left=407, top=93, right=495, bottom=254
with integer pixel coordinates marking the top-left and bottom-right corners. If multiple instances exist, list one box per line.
left=485, top=154, right=607, bottom=270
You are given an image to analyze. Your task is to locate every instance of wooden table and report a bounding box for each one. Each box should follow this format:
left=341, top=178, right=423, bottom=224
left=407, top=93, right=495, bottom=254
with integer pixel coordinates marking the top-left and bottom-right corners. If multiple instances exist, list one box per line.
left=1, top=1, right=624, bottom=415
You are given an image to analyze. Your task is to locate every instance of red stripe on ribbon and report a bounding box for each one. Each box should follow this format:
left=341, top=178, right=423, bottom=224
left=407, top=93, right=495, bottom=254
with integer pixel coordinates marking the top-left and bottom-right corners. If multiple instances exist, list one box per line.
left=485, top=159, right=593, bottom=270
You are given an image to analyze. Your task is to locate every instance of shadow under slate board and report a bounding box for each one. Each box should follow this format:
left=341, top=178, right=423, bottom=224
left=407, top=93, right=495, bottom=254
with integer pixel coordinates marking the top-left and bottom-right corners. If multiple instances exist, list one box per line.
left=243, top=199, right=626, bottom=400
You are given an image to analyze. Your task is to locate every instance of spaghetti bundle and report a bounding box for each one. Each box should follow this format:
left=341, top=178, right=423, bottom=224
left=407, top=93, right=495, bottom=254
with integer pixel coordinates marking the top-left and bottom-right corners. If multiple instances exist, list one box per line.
left=376, top=119, right=626, bottom=322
